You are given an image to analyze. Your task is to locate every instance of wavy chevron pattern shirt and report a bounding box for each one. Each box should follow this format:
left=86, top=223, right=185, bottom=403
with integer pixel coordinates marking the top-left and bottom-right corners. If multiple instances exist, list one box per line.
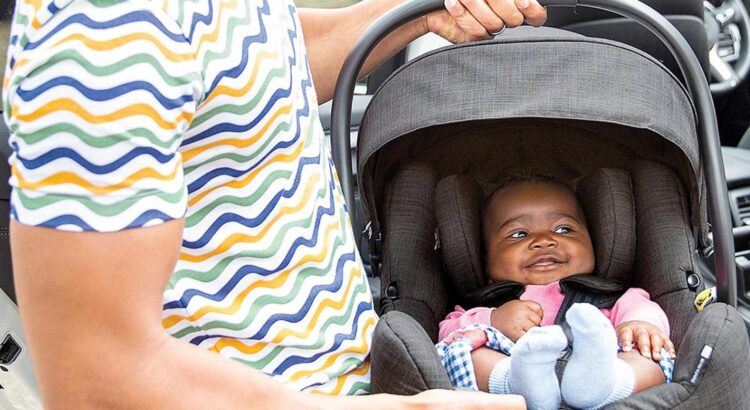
left=4, top=0, right=376, bottom=394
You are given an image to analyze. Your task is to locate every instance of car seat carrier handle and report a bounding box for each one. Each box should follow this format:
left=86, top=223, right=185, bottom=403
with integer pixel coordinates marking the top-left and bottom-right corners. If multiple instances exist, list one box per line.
left=331, top=0, right=738, bottom=306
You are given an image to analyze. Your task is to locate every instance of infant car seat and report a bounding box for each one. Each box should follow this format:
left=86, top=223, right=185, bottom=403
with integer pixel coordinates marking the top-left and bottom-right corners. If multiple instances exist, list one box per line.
left=327, top=3, right=750, bottom=405
left=371, top=161, right=750, bottom=408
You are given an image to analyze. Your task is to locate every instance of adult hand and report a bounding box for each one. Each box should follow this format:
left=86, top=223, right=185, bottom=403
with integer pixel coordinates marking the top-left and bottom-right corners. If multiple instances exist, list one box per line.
left=616, top=320, right=676, bottom=361
left=490, top=300, right=544, bottom=342
left=410, top=389, right=527, bottom=409
left=425, top=0, right=548, bottom=43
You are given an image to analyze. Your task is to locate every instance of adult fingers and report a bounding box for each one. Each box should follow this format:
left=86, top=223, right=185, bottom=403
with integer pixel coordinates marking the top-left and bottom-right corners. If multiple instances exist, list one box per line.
left=516, top=0, right=547, bottom=26
left=618, top=326, right=633, bottom=351
left=483, top=0, right=525, bottom=28
left=444, top=0, right=492, bottom=40
left=636, top=329, right=651, bottom=358
left=412, top=389, right=527, bottom=409
left=458, top=0, right=507, bottom=35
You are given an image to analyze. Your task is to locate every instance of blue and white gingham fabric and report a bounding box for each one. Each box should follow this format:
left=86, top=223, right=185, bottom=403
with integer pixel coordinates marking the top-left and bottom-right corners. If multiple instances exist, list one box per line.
left=435, top=324, right=514, bottom=390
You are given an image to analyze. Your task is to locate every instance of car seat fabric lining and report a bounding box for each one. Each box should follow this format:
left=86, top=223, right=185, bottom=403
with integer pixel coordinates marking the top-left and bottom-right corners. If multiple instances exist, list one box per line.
left=630, top=160, right=700, bottom=347
left=379, top=162, right=446, bottom=340
left=576, top=168, right=636, bottom=284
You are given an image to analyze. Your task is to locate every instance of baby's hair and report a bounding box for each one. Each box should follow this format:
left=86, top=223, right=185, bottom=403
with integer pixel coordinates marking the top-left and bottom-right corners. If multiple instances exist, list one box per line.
left=481, top=171, right=579, bottom=224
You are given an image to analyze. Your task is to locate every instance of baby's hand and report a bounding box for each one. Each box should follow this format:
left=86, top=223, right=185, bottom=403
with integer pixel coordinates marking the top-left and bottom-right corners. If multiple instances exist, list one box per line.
left=490, top=300, right=543, bottom=342
left=616, top=320, right=676, bottom=361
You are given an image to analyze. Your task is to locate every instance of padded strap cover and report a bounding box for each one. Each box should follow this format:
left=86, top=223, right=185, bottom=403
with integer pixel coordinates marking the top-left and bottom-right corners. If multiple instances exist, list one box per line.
left=469, top=280, right=525, bottom=308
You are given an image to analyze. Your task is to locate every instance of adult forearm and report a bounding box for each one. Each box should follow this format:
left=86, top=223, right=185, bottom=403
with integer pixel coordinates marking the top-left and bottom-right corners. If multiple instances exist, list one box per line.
left=299, top=0, right=427, bottom=103
left=119, top=333, right=319, bottom=409
left=10, top=221, right=306, bottom=409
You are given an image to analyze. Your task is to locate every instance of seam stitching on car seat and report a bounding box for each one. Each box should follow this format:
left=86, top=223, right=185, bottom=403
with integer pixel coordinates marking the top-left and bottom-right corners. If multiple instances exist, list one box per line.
left=454, top=177, right=479, bottom=288
left=626, top=171, right=635, bottom=283
left=602, top=170, right=615, bottom=278
left=672, top=168, right=697, bottom=276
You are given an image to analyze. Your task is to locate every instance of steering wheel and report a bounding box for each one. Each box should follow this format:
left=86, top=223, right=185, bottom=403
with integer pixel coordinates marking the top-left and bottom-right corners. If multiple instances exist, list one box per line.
left=706, top=0, right=750, bottom=96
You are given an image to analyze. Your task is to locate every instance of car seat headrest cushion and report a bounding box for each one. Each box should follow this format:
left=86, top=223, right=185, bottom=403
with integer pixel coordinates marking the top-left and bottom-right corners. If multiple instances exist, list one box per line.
left=576, top=168, right=636, bottom=285
left=434, top=168, right=636, bottom=302
left=433, top=174, right=485, bottom=303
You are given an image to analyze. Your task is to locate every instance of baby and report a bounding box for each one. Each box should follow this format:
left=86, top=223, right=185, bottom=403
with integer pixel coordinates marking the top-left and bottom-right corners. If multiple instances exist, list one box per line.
left=437, top=174, right=675, bottom=410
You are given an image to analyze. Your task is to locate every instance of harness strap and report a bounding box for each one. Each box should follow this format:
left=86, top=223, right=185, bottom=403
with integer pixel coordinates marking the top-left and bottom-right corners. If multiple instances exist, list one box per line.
left=554, top=275, right=628, bottom=326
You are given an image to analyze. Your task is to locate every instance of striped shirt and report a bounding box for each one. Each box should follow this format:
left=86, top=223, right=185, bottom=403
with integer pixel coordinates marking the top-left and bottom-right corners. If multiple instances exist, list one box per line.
left=4, top=0, right=376, bottom=394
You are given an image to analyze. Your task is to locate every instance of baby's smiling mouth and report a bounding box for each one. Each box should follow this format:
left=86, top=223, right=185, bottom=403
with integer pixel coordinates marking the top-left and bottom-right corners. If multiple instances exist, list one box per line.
left=526, top=254, right=566, bottom=270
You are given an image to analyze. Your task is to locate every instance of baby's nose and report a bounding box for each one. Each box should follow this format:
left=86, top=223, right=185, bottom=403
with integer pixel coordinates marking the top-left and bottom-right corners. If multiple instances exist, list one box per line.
left=531, top=234, right=558, bottom=248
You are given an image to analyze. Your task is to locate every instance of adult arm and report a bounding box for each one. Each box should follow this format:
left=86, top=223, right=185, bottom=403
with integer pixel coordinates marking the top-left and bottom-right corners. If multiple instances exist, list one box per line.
left=12, top=222, right=527, bottom=409
left=299, top=0, right=547, bottom=102
left=7, top=3, right=525, bottom=407
left=12, top=220, right=313, bottom=408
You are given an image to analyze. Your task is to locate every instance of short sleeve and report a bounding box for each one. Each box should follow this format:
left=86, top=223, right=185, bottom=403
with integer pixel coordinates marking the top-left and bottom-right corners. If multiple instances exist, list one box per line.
left=4, top=1, right=203, bottom=232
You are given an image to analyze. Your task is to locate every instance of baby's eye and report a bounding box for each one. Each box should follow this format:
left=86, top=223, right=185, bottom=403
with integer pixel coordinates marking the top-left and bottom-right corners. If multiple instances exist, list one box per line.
left=554, top=226, right=572, bottom=234
left=509, top=231, right=528, bottom=239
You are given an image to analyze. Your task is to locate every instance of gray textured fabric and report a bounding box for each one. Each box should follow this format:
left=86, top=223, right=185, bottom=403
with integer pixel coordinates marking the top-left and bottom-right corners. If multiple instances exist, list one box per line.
left=651, top=291, right=700, bottom=360
left=434, top=175, right=485, bottom=303
left=576, top=168, right=636, bottom=284
left=379, top=163, right=445, bottom=340
left=358, top=27, right=705, bottom=243
left=671, top=303, right=750, bottom=409
left=605, top=382, right=690, bottom=409
left=608, top=303, right=750, bottom=409
left=629, top=161, right=699, bottom=347
left=371, top=311, right=453, bottom=394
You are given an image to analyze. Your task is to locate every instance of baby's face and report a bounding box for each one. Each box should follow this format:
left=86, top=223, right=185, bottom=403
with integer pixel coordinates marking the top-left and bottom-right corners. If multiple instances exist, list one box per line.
left=483, top=182, right=595, bottom=286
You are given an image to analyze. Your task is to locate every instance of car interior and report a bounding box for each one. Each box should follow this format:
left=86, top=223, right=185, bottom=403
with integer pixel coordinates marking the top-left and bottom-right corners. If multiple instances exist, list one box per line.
left=2, top=0, right=750, bottom=407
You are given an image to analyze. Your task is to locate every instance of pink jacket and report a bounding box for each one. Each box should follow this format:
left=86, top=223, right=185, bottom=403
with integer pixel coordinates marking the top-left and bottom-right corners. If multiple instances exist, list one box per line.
left=439, top=281, right=670, bottom=341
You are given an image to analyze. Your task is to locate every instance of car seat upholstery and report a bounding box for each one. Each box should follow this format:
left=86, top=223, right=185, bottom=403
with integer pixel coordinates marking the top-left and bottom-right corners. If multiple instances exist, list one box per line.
left=371, top=160, right=750, bottom=408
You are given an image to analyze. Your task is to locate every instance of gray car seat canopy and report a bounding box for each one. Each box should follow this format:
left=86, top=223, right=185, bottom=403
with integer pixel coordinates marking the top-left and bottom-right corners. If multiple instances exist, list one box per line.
left=358, top=27, right=707, bottom=245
